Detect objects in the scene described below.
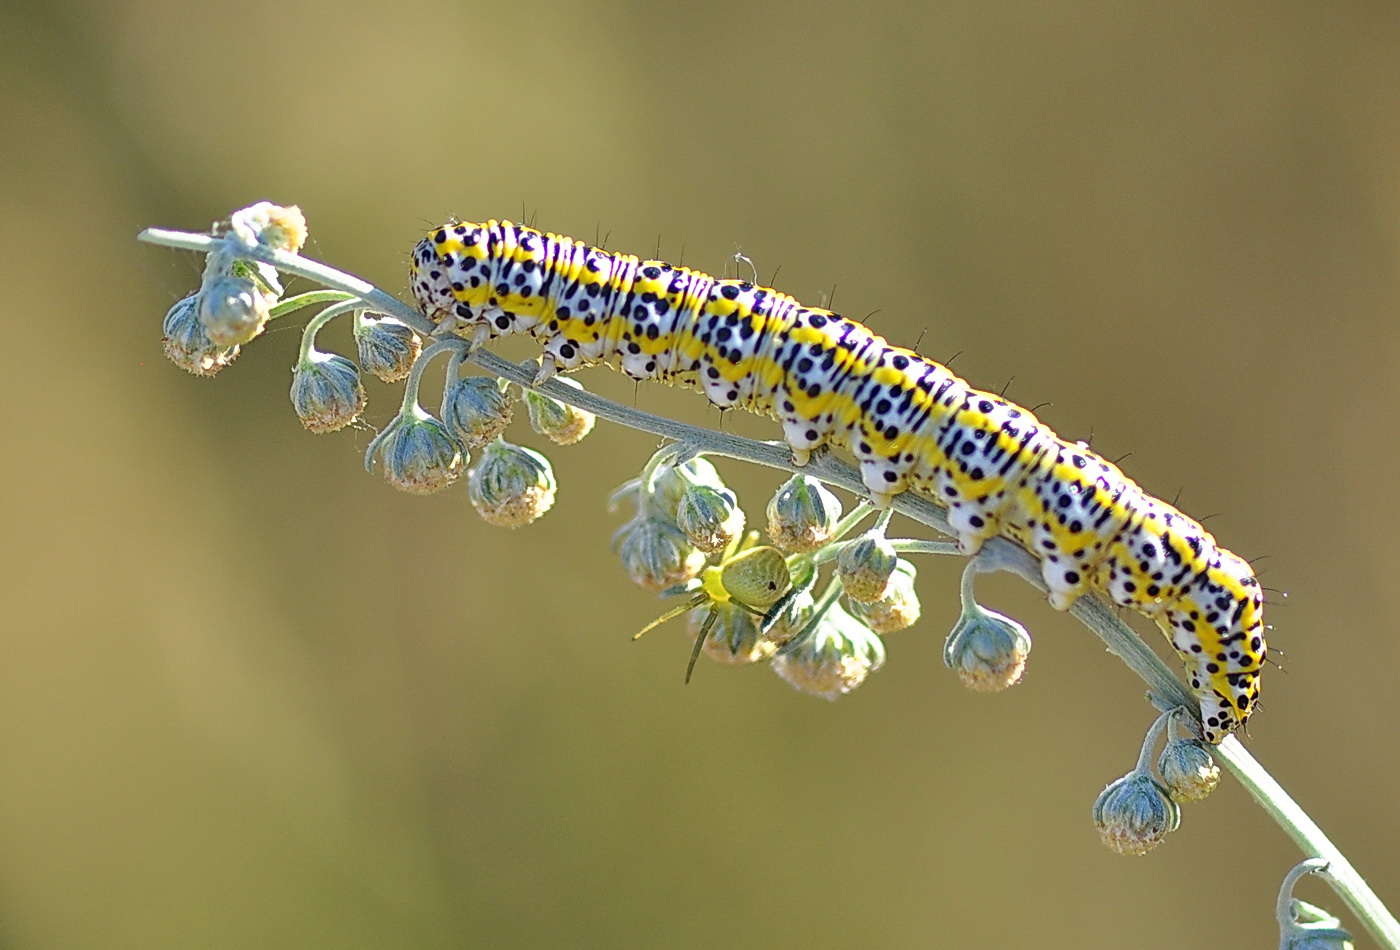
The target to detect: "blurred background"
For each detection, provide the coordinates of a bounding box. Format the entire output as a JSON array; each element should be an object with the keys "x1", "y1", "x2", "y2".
[{"x1": 1, "y1": 1, "x2": 1397, "y2": 947}]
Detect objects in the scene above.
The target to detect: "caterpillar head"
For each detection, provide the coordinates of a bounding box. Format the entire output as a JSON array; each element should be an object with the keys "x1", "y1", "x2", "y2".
[{"x1": 409, "y1": 223, "x2": 495, "y2": 332}]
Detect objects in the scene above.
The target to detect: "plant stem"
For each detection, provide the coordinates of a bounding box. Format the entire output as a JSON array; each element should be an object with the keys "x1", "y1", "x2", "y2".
[{"x1": 136, "y1": 225, "x2": 1400, "y2": 950}]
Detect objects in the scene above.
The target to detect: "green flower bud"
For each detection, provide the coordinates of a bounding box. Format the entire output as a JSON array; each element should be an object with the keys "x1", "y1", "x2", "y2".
[
  {"x1": 162, "y1": 293, "x2": 239, "y2": 376},
  {"x1": 227, "y1": 201, "x2": 307, "y2": 253},
  {"x1": 694, "y1": 601, "x2": 776, "y2": 666},
  {"x1": 468, "y1": 440, "x2": 557, "y2": 527},
  {"x1": 612, "y1": 513, "x2": 706, "y2": 593},
  {"x1": 525, "y1": 378, "x2": 596, "y2": 445},
  {"x1": 290, "y1": 349, "x2": 366, "y2": 433},
  {"x1": 675, "y1": 484, "x2": 746, "y2": 554},
  {"x1": 1091, "y1": 772, "x2": 1180, "y2": 855},
  {"x1": 367, "y1": 405, "x2": 465, "y2": 495},
  {"x1": 653, "y1": 458, "x2": 727, "y2": 514},
  {"x1": 772, "y1": 602, "x2": 886, "y2": 699},
  {"x1": 766, "y1": 474, "x2": 842, "y2": 553},
  {"x1": 836, "y1": 532, "x2": 899, "y2": 603},
  {"x1": 608, "y1": 457, "x2": 728, "y2": 519},
  {"x1": 354, "y1": 315, "x2": 422, "y2": 383},
  {"x1": 846, "y1": 559, "x2": 920, "y2": 634},
  {"x1": 943, "y1": 600, "x2": 1031, "y2": 692},
  {"x1": 1157, "y1": 737, "x2": 1220, "y2": 803},
  {"x1": 442, "y1": 375, "x2": 514, "y2": 449},
  {"x1": 198, "y1": 274, "x2": 272, "y2": 346}
]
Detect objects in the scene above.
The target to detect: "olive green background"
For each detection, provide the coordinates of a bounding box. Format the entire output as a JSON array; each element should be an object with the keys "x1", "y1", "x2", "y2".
[{"x1": 2, "y1": 2, "x2": 1397, "y2": 947}]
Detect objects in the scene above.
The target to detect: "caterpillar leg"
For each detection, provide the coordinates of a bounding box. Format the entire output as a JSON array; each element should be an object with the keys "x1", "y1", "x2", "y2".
[
  {"x1": 533, "y1": 355, "x2": 558, "y2": 386},
  {"x1": 790, "y1": 447, "x2": 811, "y2": 467}
]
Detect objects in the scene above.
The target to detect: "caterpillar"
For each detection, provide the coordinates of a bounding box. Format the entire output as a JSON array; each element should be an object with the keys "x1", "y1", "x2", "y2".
[{"x1": 409, "y1": 219, "x2": 1265, "y2": 743}]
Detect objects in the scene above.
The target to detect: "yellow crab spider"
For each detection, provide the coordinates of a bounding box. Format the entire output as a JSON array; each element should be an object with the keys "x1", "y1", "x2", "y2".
[{"x1": 634, "y1": 531, "x2": 792, "y2": 682}]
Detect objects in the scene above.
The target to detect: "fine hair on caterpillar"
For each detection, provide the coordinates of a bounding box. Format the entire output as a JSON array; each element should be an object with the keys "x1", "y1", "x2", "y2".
[{"x1": 410, "y1": 219, "x2": 1266, "y2": 743}]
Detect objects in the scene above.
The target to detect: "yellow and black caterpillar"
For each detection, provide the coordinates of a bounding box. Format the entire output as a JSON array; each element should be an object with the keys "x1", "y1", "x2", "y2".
[{"x1": 410, "y1": 219, "x2": 1265, "y2": 742}]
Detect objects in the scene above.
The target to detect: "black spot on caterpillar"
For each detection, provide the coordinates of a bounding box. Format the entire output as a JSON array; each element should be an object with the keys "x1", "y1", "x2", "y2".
[{"x1": 410, "y1": 219, "x2": 1265, "y2": 742}]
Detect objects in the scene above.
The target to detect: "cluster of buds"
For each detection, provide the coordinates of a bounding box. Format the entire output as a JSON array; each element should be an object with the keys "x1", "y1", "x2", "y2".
[
  {"x1": 618, "y1": 465, "x2": 936, "y2": 699},
  {"x1": 610, "y1": 457, "x2": 726, "y2": 592},
  {"x1": 161, "y1": 202, "x2": 307, "y2": 376},
  {"x1": 158, "y1": 201, "x2": 598, "y2": 531},
  {"x1": 1092, "y1": 710, "x2": 1222, "y2": 855}
]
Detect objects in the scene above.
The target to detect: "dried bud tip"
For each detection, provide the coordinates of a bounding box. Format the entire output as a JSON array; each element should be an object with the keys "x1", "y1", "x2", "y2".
[{"x1": 227, "y1": 202, "x2": 308, "y2": 253}]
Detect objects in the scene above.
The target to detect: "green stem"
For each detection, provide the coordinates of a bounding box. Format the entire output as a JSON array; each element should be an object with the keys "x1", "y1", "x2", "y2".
[
  {"x1": 270, "y1": 290, "x2": 357, "y2": 319},
  {"x1": 296, "y1": 300, "x2": 362, "y2": 364},
  {"x1": 395, "y1": 338, "x2": 467, "y2": 415},
  {"x1": 891, "y1": 539, "x2": 963, "y2": 559},
  {"x1": 828, "y1": 501, "x2": 875, "y2": 543},
  {"x1": 1278, "y1": 859, "x2": 1333, "y2": 931},
  {"x1": 136, "y1": 225, "x2": 1400, "y2": 950},
  {"x1": 1133, "y1": 712, "x2": 1171, "y2": 776}
]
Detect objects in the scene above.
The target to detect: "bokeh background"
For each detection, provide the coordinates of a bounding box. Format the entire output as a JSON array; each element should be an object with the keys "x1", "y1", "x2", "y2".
[{"x1": 2, "y1": 1, "x2": 1397, "y2": 947}]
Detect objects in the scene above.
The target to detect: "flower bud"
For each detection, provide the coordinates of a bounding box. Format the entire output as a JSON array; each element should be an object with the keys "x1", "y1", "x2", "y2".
[
  {"x1": 227, "y1": 202, "x2": 308, "y2": 252},
  {"x1": 836, "y1": 532, "x2": 899, "y2": 603},
  {"x1": 764, "y1": 589, "x2": 815, "y2": 647},
  {"x1": 612, "y1": 513, "x2": 706, "y2": 593},
  {"x1": 1091, "y1": 772, "x2": 1180, "y2": 855},
  {"x1": 467, "y1": 440, "x2": 557, "y2": 527},
  {"x1": 525, "y1": 378, "x2": 596, "y2": 445},
  {"x1": 442, "y1": 375, "x2": 514, "y2": 449},
  {"x1": 772, "y1": 602, "x2": 886, "y2": 698},
  {"x1": 162, "y1": 293, "x2": 239, "y2": 376},
  {"x1": 355, "y1": 315, "x2": 422, "y2": 383},
  {"x1": 943, "y1": 601, "x2": 1031, "y2": 692},
  {"x1": 652, "y1": 458, "x2": 727, "y2": 515},
  {"x1": 846, "y1": 559, "x2": 920, "y2": 634},
  {"x1": 368, "y1": 406, "x2": 465, "y2": 495},
  {"x1": 1156, "y1": 737, "x2": 1220, "y2": 803},
  {"x1": 694, "y1": 602, "x2": 776, "y2": 666},
  {"x1": 1281, "y1": 901, "x2": 1354, "y2": 950},
  {"x1": 675, "y1": 484, "x2": 745, "y2": 554},
  {"x1": 199, "y1": 274, "x2": 272, "y2": 346},
  {"x1": 766, "y1": 474, "x2": 842, "y2": 553},
  {"x1": 290, "y1": 349, "x2": 366, "y2": 433}
]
